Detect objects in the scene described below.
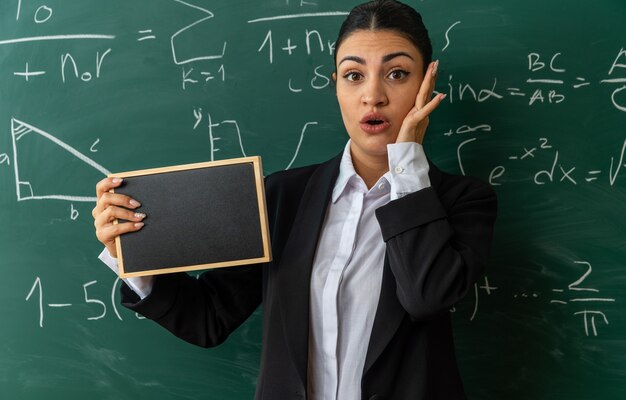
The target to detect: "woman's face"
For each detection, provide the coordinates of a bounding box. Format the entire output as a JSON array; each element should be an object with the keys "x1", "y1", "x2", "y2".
[{"x1": 334, "y1": 30, "x2": 425, "y2": 163}]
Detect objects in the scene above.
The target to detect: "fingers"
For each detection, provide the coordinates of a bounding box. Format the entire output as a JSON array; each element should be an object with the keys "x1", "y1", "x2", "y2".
[
  {"x1": 100, "y1": 191, "x2": 141, "y2": 210},
  {"x1": 412, "y1": 91, "x2": 446, "y2": 122},
  {"x1": 92, "y1": 176, "x2": 146, "y2": 250},
  {"x1": 410, "y1": 59, "x2": 446, "y2": 123},
  {"x1": 403, "y1": 89, "x2": 445, "y2": 128},
  {"x1": 92, "y1": 188, "x2": 141, "y2": 219},
  {"x1": 94, "y1": 204, "x2": 146, "y2": 230},
  {"x1": 96, "y1": 220, "x2": 145, "y2": 247},
  {"x1": 94, "y1": 200, "x2": 146, "y2": 245},
  {"x1": 415, "y1": 60, "x2": 439, "y2": 110},
  {"x1": 96, "y1": 177, "x2": 123, "y2": 199},
  {"x1": 396, "y1": 61, "x2": 446, "y2": 144},
  {"x1": 94, "y1": 200, "x2": 146, "y2": 250},
  {"x1": 400, "y1": 92, "x2": 445, "y2": 144}
]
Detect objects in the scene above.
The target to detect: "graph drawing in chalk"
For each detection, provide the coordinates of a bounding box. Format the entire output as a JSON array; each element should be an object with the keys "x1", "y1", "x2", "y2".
[{"x1": 10, "y1": 118, "x2": 110, "y2": 202}]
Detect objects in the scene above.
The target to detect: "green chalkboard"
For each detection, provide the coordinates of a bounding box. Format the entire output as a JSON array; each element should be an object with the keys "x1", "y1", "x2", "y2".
[{"x1": 1, "y1": 0, "x2": 625, "y2": 399}]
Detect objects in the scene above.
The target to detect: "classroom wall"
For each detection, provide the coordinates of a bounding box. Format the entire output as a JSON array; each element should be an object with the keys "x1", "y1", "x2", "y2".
[{"x1": 1, "y1": 0, "x2": 625, "y2": 399}]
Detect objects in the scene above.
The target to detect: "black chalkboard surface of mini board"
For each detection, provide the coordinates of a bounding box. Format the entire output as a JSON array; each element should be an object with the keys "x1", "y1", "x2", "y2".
[{"x1": 111, "y1": 157, "x2": 270, "y2": 278}]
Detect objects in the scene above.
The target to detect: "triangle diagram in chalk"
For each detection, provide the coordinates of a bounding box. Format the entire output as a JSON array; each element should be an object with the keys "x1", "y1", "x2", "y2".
[{"x1": 10, "y1": 118, "x2": 111, "y2": 202}]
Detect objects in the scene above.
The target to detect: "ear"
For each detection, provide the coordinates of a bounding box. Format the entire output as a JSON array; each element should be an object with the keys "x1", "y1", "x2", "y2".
[{"x1": 331, "y1": 72, "x2": 337, "y2": 82}]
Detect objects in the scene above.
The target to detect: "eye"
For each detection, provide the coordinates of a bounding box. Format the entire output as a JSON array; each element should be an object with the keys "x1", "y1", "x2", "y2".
[
  {"x1": 388, "y1": 69, "x2": 409, "y2": 80},
  {"x1": 343, "y1": 71, "x2": 363, "y2": 82}
]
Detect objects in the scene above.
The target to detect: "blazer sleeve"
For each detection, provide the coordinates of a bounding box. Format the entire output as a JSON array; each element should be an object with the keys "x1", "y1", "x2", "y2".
[
  {"x1": 121, "y1": 264, "x2": 262, "y2": 348},
  {"x1": 115, "y1": 163, "x2": 318, "y2": 349},
  {"x1": 375, "y1": 177, "x2": 497, "y2": 321}
]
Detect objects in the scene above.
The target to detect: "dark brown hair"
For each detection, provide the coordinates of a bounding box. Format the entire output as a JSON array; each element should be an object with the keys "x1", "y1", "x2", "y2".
[{"x1": 335, "y1": 0, "x2": 432, "y2": 73}]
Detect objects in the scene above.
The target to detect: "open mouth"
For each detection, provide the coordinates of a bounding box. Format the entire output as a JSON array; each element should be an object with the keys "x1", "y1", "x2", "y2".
[
  {"x1": 359, "y1": 112, "x2": 390, "y2": 133},
  {"x1": 360, "y1": 112, "x2": 388, "y2": 125},
  {"x1": 360, "y1": 113, "x2": 390, "y2": 133}
]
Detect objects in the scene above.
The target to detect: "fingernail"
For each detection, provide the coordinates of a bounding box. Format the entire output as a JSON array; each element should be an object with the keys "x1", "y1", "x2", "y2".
[
  {"x1": 129, "y1": 199, "x2": 141, "y2": 207},
  {"x1": 440, "y1": 93, "x2": 447, "y2": 100},
  {"x1": 112, "y1": 178, "x2": 123, "y2": 184},
  {"x1": 134, "y1": 222, "x2": 144, "y2": 229},
  {"x1": 432, "y1": 60, "x2": 439, "y2": 77},
  {"x1": 134, "y1": 213, "x2": 146, "y2": 220}
]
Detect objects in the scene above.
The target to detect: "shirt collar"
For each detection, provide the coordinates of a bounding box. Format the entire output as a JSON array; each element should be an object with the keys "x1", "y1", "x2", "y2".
[{"x1": 332, "y1": 140, "x2": 392, "y2": 203}]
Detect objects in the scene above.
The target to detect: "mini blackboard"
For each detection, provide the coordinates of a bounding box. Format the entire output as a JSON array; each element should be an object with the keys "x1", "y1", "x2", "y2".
[{"x1": 110, "y1": 157, "x2": 271, "y2": 278}]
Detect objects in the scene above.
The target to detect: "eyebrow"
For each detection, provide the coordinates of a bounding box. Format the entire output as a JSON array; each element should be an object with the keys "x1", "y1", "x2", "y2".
[{"x1": 338, "y1": 51, "x2": 415, "y2": 66}]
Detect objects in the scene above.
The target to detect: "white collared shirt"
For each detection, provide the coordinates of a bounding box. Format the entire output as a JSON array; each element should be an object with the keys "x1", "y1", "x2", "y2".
[
  {"x1": 99, "y1": 140, "x2": 431, "y2": 398},
  {"x1": 307, "y1": 140, "x2": 430, "y2": 400}
]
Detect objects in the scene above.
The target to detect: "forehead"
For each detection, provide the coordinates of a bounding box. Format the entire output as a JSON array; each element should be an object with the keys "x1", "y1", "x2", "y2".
[{"x1": 336, "y1": 30, "x2": 422, "y2": 63}]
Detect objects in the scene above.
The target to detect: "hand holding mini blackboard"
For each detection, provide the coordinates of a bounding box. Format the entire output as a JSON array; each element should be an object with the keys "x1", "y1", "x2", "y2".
[
  {"x1": 109, "y1": 156, "x2": 271, "y2": 278},
  {"x1": 93, "y1": 175, "x2": 146, "y2": 259}
]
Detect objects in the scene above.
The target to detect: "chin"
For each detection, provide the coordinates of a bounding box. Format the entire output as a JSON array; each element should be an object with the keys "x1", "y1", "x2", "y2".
[{"x1": 350, "y1": 135, "x2": 394, "y2": 159}]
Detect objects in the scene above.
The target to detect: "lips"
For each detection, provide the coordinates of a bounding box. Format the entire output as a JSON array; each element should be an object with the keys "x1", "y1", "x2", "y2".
[{"x1": 359, "y1": 112, "x2": 390, "y2": 134}]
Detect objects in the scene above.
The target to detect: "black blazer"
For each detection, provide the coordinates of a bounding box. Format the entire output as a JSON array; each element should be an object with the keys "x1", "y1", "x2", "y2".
[{"x1": 122, "y1": 153, "x2": 498, "y2": 400}]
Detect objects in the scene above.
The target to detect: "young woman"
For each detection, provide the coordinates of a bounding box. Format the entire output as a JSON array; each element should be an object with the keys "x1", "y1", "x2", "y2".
[{"x1": 93, "y1": 1, "x2": 497, "y2": 399}]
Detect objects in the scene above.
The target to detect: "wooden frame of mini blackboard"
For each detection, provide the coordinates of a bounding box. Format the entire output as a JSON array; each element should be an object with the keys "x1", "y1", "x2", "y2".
[{"x1": 110, "y1": 156, "x2": 271, "y2": 278}]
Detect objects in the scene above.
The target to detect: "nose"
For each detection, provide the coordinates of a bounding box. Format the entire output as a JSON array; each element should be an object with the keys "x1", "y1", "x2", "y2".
[{"x1": 361, "y1": 76, "x2": 388, "y2": 107}]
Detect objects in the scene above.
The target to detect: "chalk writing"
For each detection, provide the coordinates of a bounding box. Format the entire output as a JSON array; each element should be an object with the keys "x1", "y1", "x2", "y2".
[
  {"x1": 34, "y1": 5, "x2": 52, "y2": 24},
  {"x1": 205, "y1": 114, "x2": 248, "y2": 160},
  {"x1": 430, "y1": 48, "x2": 626, "y2": 112},
  {"x1": 247, "y1": 11, "x2": 349, "y2": 24},
  {"x1": 89, "y1": 139, "x2": 100, "y2": 153},
  {"x1": 288, "y1": 65, "x2": 333, "y2": 92},
  {"x1": 70, "y1": 203, "x2": 79, "y2": 220},
  {"x1": 170, "y1": 0, "x2": 226, "y2": 65},
  {"x1": 25, "y1": 277, "x2": 43, "y2": 327},
  {"x1": 456, "y1": 259, "x2": 617, "y2": 337},
  {"x1": 16, "y1": 0, "x2": 53, "y2": 23},
  {"x1": 551, "y1": 261, "x2": 616, "y2": 337},
  {"x1": 444, "y1": 76, "x2": 504, "y2": 103},
  {"x1": 469, "y1": 276, "x2": 498, "y2": 321},
  {"x1": 181, "y1": 64, "x2": 226, "y2": 89},
  {"x1": 61, "y1": 48, "x2": 112, "y2": 83},
  {"x1": 285, "y1": 121, "x2": 319, "y2": 169},
  {"x1": 602, "y1": 48, "x2": 626, "y2": 112},
  {"x1": 257, "y1": 28, "x2": 335, "y2": 65},
  {"x1": 0, "y1": 34, "x2": 115, "y2": 46},
  {"x1": 442, "y1": 20, "x2": 461, "y2": 52},
  {"x1": 455, "y1": 134, "x2": 626, "y2": 187},
  {"x1": 26, "y1": 277, "x2": 144, "y2": 327},
  {"x1": 250, "y1": 14, "x2": 346, "y2": 93},
  {"x1": 13, "y1": 62, "x2": 45, "y2": 81},
  {"x1": 83, "y1": 281, "x2": 106, "y2": 321},
  {"x1": 137, "y1": 29, "x2": 155, "y2": 42},
  {"x1": 443, "y1": 124, "x2": 492, "y2": 137},
  {"x1": 10, "y1": 118, "x2": 110, "y2": 202},
  {"x1": 192, "y1": 109, "x2": 319, "y2": 169}
]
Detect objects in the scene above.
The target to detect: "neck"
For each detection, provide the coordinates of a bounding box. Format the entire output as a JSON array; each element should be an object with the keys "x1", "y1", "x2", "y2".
[{"x1": 350, "y1": 149, "x2": 388, "y2": 189}]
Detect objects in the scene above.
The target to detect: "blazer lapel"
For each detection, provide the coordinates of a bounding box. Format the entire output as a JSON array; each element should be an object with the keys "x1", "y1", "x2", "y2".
[
  {"x1": 363, "y1": 257, "x2": 404, "y2": 375},
  {"x1": 363, "y1": 160, "x2": 444, "y2": 375},
  {"x1": 276, "y1": 154, "x2": 341, "y2": 386}
]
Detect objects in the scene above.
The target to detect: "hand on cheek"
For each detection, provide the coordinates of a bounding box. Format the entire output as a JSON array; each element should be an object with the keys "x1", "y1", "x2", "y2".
[{"x1": 396, "y1": 60, "x2": 446, "y2": 145}]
